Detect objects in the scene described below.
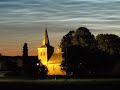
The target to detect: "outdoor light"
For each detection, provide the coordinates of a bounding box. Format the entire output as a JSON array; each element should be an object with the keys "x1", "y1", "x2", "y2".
[{"x1": 36, "y1": 63, "x2": 39, "y2": 66}]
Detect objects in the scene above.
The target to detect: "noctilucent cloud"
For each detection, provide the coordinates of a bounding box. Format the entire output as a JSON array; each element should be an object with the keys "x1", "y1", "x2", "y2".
[{"x1": 0, "y1": 0, "x2": 120, "y2": 56}]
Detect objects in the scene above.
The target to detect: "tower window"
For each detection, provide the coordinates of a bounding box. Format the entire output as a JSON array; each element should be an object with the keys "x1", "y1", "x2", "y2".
[
  {"x1": 41, "y1": 52, "x2": 42, "y2": 56},
  {"x1": 44, "y1": 52, "x2": 45, "y2": 56}
]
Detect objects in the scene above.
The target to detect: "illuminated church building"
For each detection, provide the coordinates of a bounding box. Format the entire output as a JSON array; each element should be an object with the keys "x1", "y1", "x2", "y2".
[{"x1": 38, "y1": 29, "x2": 66, "y2": 75}]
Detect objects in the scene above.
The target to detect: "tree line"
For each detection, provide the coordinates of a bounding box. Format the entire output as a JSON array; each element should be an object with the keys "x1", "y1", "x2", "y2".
[{"x1": 60, "y1": 27, "x2": 120, "y2": 77}]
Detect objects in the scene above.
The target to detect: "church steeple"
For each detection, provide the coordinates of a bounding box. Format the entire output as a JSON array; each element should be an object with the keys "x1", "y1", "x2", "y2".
[
  {"x1": 38, "y1": 27, "x2": 54, "y2": 64},
  {"x1": 42, "y1": 28, "x2": 50, "y2": 45}
]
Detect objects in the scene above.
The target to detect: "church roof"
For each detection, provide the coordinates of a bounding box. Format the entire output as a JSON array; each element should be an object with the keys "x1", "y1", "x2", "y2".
[
  {"x1": 42, "y1": 29, "x2": 50, "y2": 45},
  {"x1": 48, "y1": 53, "x2": 63, "y2": 64}
]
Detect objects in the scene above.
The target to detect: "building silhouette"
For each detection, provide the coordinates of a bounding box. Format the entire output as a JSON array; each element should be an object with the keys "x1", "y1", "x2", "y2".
[{"x1": 38, "y1": 28, "x2": 66, "y2": 75}]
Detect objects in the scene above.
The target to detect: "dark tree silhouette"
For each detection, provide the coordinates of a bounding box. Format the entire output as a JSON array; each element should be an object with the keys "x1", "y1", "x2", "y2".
[
  {"x1": 72, "y1": 27, "x2": 96, "y2": 49},
  {"x1": 96, "y1": 34, "x2": 120, "y2": 55},
  {"x1": 22, "y1": 42, "x2": 29, "y2": 77},
  {"x1": 61, "y1": 27, "x2": 97, "y2": 76},
  {"x1": 23, "y1": 43, "x2": 28, "y2": 58},
  {"x1": 60, "y1": 30, "x2": 74, "y2": 51},
  {"x1": 22, "y1": 43, "x2": 48, "y2": 78},
  {"x1": 37, "y1": 62, "x2": 48, "y2": 79},
  {"x1": 96, "y1": 34, "x2": 120, "y2": 75},
  {"x1": 61, "y1": 27, "x2": 120, "y2": 77},
  {"x1": 60, "y1": 31, "x2": 74, "y2": 75}
]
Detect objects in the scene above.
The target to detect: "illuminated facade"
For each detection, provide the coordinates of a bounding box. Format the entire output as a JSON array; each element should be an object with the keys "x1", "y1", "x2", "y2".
[{"x1": 38, "y1": 29, "x2": 66, "y2": 75}]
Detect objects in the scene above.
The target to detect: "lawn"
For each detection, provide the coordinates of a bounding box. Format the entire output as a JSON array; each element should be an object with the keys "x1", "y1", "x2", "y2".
[{"x1": 0, "y1": 78, "x2": 120, "y2": 89}]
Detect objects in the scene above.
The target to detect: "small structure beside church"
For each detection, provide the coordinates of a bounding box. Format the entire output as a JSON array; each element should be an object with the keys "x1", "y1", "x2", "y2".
[{"x1": 38, "y1": 29, "x2": 66, "y2": 75}]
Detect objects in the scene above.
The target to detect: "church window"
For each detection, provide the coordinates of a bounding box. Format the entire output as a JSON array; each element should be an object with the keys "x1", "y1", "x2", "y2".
[
  {"x1": 41, "y1": 52, "x2": 42, "y2": 56},
  {"x1": 44, "y1": 52, "x2": 45, "y2": 55}
]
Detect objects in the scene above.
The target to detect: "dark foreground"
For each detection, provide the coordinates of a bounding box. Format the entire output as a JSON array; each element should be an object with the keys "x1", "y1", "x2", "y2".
[{"x1": 0, "y1": 79, "x2": 120, "y2": 89}]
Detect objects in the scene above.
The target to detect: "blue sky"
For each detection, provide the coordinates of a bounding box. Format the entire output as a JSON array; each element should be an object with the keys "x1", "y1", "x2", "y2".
[{"x1": 0, "y1": 0, "x2": 120, "y2": 56}]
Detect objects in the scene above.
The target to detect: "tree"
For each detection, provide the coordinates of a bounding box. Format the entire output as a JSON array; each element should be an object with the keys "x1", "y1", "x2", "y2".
[
  {"x1": 26, "y1": 58, "x2": 48, "y2": 79},
  {"x1": 60, "y1": 30, "x2": 74, "y2": 51},
  {"x1": 72, "y1": 27, "x2": 96, "y2": 49},
  {"x1": 96, "y1": 34, "x2": 120, "y2": 74},
  {"x1": 60, "y1": 31, "x2": 75, "y2": 75},
  {"x1": 61, "y1": 45, "x2": 90, "y2": 76},
  {"x1": 61, "y1": 27, "x2": 97, "y2": 76},
  {"x1": 23, "y1": 43, "x2": 28, "y2": 58},
  {"x1": 22, "y1": 43, "x2": 48, "y2": 78},
  {"x1": 38, "y1": 63, "x2": 48, "y2": 79},
  {"x1": 96, "y1": 34, "x2": 120, "y2": 55},
  {"x1": 22, "y1": 42, "x2": 29, "y2": 76}
]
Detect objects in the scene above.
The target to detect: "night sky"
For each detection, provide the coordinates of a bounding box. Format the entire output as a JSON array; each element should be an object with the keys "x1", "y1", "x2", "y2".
[{"x1": 0, "y1": 0, "x2": 120, "y2": 56}]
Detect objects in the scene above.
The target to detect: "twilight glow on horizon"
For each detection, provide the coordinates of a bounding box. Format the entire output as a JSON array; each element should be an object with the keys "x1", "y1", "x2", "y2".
[{"x1": 0, "y1": 0, "x2": 120, "y2": 56}]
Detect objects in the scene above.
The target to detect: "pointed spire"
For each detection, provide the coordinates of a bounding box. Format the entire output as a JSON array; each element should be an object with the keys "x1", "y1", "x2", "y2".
[{"x1": 42, "y1": 27, "x2": 50, "y2": 45}]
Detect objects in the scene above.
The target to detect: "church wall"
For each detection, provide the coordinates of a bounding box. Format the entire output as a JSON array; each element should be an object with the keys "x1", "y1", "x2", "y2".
[
  {"x1": 38, "y1": 47, "x2": 48, "y2": 65},
  {"x1": 47, "y1": 63, "x2": 66, "y2": 75}
]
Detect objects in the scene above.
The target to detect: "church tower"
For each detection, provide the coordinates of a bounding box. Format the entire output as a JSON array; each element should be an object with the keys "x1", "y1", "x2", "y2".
[
  {"x1": 42, "y1": 29, "x2": 50, "y2": 46},
  {"x1": 38, "y1": 28, "x2": 54, "y2": 65}
]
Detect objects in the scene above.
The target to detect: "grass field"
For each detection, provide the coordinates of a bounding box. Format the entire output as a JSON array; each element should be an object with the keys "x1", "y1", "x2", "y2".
[{"x1": 0, "y1": 78, "x2": 120, "y2": 89}]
